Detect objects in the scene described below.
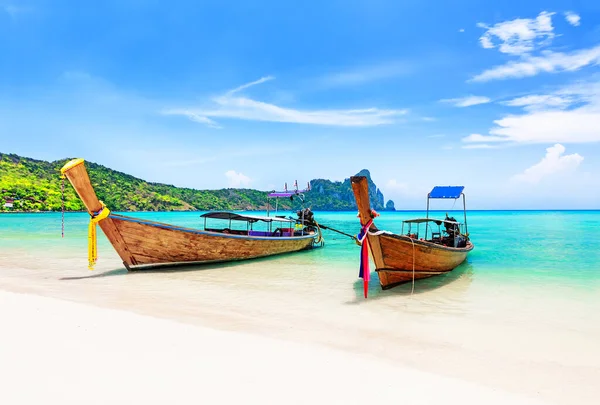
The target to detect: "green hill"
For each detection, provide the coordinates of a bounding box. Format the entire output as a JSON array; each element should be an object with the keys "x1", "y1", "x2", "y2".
[{"x1": 0, "y1": 153, "x2": 395, "y2": 212}]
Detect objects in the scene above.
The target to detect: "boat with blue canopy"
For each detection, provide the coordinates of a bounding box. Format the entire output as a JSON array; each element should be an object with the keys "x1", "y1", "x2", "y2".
[{"x1": 351, "y1": 176, "x2": 474, "y2": 294}]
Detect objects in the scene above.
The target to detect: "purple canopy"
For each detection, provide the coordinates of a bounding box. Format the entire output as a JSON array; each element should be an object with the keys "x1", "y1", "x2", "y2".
[{"x1": 268, "y1": 192, "x2": 295, "y2": 197}]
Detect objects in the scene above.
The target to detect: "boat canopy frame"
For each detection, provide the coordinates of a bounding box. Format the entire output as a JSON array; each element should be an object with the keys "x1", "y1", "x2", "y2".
[
  {"x1": 425, "y1": 186, "x2": 468, "y2": 236},
  {"x1": 200, "y1": 211, "x2": 302, "y2": 234},
  {"x1": 266, "y1": 180, "x2": 312, "y2": 228}
]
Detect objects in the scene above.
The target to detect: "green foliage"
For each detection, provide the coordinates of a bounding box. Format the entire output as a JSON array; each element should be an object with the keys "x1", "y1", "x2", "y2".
[{"x1": 0, "y1": 153, "x2": 391, "y2": 212}]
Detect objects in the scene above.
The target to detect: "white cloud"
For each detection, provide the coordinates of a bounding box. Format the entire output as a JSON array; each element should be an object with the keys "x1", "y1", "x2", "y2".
[
  {"x1": 564, "y1": 12, "x2": 581, "y2": 27},
  {"x1": 489, "y1": 109, "x2": 600, "y2": 143},
  {"x1": 465, "y1": 81, "x2": 600, "y2": 145},
  {"x1": 163, "y1": 77, "x2": 407, "y2": 127},
  {"x1": 439, "y1": 95, "x2": 491, "y2": 107},
  {"x1": 225, "y1": 170, "x2": 252, "y2": 188},
  {"x1": 462, "y1": 109, "x2": 600, "y2": 144},
  {"x1": 477, "y1": 11, "x2": 555, "y2": 55},
  {"x1": 459, "y1": 28, "x2": 465, "y2": 33},
  {"x1": 502, "y1": 94, "x2": 574, "y2": 111},
  {"x1": 471, "y1": 45, "x2": 600, "y2": 82},
  {"x1": 512, "y1": 144, "x2": 583, "y2": 183}
]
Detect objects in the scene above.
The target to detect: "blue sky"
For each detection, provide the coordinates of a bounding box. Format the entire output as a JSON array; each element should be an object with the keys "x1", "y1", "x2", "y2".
[{"x1": 2, "y1": 1, "x2": 600, "y2": 209}]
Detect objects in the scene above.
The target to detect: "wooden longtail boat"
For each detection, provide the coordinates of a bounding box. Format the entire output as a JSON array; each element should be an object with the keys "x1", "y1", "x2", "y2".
[
  {"x1": 350, "y1": 175, "x2": 474, "y2": 291},
  {"x1": 60, "y1": 158, "x2": 323, "y2": 271}
]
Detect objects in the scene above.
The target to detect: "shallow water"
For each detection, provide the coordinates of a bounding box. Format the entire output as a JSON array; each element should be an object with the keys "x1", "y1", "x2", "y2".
[{"x1": 1, "y1": 210, "x2": 600, "y2": 404}]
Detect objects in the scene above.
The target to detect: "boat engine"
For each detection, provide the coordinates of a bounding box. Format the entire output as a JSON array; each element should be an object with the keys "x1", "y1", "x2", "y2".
[
  {"x1": 444, "y1": 213, "x2": 459, "y2": 238},
  {"x1": 297, "y1": 208, "x2": 315, "y2": 224},
  {"x1": 444, "y1": 213, "x2": 467, "y2": 247}
]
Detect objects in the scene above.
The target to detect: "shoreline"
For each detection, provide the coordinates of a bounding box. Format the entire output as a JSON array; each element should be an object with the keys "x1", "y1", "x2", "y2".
[{"x1": 0, "y1": 289, "x2": 549, "y2": 405}]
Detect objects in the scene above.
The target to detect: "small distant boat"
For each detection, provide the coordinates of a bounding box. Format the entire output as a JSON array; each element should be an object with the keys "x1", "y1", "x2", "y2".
[
  {"x1": 350, "y1": 175, "x2": 474, "y2": 292},
  {"x1": 60, "y1": 158, "x2": 323, "y2": 271}
]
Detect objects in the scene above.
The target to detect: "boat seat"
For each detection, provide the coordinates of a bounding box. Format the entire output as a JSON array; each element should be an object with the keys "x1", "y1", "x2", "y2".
[{"x1": 431, "y1": 231, "x2": 441, "y2": 241}]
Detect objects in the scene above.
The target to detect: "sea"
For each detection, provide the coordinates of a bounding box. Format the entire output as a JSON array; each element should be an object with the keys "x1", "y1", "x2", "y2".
[{"x1": 1, "y1": 210, "x2": 600, "y2": 404}]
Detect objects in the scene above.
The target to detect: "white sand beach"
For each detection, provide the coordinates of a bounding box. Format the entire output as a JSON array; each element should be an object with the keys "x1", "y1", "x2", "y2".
[
  {"x1": 1, "y1": 244, "x2": 600, "y2": 405},
  {"x1": 0, "y1": 290, "x2": 553, "y2": 405}
]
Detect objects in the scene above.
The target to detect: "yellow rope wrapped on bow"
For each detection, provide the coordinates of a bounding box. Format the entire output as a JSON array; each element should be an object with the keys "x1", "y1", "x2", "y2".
[{"x1": 88, "y1": 202, "x2": 110, "y2": 270}]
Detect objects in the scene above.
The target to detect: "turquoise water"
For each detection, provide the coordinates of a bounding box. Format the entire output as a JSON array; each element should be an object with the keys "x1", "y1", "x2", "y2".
[{"x1": 2, "y1": 209, "x2": 599, "y2": 289}]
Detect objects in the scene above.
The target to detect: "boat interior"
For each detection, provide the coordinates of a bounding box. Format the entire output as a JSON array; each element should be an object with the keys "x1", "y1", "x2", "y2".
[
  {"x1": 401, "y1": 185, "x2": 470, "y2": 248},
  {"x1": 402, "y1": 217, "x2": 468, "y2": 248},
  {"x1": 201, "y1": 211, "x2": 315, "y2": 238}
]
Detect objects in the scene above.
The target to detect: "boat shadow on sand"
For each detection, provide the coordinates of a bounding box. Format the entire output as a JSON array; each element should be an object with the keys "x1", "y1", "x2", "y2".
[
  {"x1": 59, "y1": 248, "x2": 317, "y2": 281},
  {"x1": 347, "y1": 261, "x2": 474, "y2": 304}
]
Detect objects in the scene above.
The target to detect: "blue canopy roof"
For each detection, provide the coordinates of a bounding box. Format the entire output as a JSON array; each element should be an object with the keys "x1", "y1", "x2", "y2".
[{"x1": 429, "y1": 186, "x2": 464, "y2": 199}]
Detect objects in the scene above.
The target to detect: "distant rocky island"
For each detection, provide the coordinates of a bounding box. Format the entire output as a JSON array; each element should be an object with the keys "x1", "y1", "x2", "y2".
[{"x1": 0, "y1": 152, "x2": 395, "y2": 212}]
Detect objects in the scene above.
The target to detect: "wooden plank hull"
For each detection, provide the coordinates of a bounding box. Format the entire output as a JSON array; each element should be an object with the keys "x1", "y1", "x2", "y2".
[
  {"x1": 109, "y1": 214, "x2": 319, "y2": 269},
  {"x1": 369, "y1": 233, "x2": 473, "y2": 289}
]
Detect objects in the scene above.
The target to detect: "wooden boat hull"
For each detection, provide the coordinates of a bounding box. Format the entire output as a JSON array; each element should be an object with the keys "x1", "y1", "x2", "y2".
[
  {"x1": 109, "y1": 214, "x2": 318, "y2": 270},
  {"x1": 369, "y1": 233, "x2": 473, "y2": 289},
  {"x1": 60, "y1": 158, "x2": 321, "y2": 271},
  {"x1": 350, "y1": 175, "x2": 473, "y2": 290}
]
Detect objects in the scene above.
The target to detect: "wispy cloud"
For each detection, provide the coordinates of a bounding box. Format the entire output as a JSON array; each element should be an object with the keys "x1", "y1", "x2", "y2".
[
  {"x1": 564, "y1": 11, "x2": 581, "y2": 27},
  {"x1": 471, "y1": 45, "x2": 600, "y2": 82},
  {"x1": 316, "y1": 61, "x2": 412, "y2": 87},
  {"x1": 477, "y1": 11, "x2": 555, "y2": 55},
  {"x1": 180, "y1": 113, "x2": 222, "y2": 129},
  {"x1": 463, "y1": 134, "x2": 507, "y2": 143},
  {"x1": 163, "y1": 77, "x2": 407, "y2": 128},
  {"x1": 512, "y1": 144, "x2": 583, "y2": 183},
  {"x1": 462, "y1": 81, "x2": 600, "y2": 144},
  {"x1": 226, "y1": 76, "x2": 274, "y2": 96},
  {"x1": 502, "y1": 94, "x2": 574, "y2": 111},
  {"x1": 439, "y1": 95, "x2": 491, "y2": 107}
]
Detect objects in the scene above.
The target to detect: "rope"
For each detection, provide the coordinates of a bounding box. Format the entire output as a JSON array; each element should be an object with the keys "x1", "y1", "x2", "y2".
[
  {"x1": 367, "y1": 229, "x2": 393, "y2": 236},
  {"x1": 407, "y1": 236, "x2": 416, "y2": 296},
  {"x1": 313, "y1": 221, "x2": 324, "y2": 245},
  {"x1": 88, "y1": 202, "x2": 110, "y2": 270},
  {"x1": 61, "y1": 174, "x2": 65, "y2": 238}
]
